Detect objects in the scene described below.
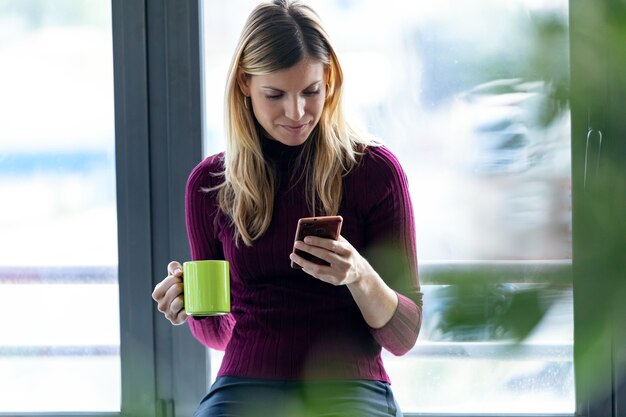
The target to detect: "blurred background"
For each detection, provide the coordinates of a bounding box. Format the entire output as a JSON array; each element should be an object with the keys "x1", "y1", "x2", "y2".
[
  {"x1": 1, "y1": 0, "x2": 624, "y2": 415},
  {"x1": 0, "y1": 0, "x2": 119, "y2": 412}
]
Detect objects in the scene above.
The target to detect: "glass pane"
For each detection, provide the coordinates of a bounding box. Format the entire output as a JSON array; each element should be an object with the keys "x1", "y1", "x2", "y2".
[
  {"x1": 0, "y1": 1, "x2": 120, "y2": 412},
  {"x1": 201, "y1": 0, "x2": 573, "y2": 414}
]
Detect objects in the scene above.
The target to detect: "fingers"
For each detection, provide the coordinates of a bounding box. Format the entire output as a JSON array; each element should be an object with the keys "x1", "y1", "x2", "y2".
[
  {"x1": 293, "y1": 242, "x2": 334, "y2": 267},
  {"x1": 154, "y1": 276, "x2": 182, "y2": 312},
  {"x1": 293, "y1": 239, "x2": 350, "y2": 265},
  {"x1": 152, "y1": 273, "x2": 181, "y2": 301},
  {"x1": 152, "y1": 261, "x2": 189, "y2": 325},
  {"x1": 290, "y1": 252, "x2": 336, "y2": 283},
  {"x1": 173, "y1": 307, "x2": 189, "y2": 325},
  {"x1": 168, "y1": 261, "x2": 183, "y2": 275},
  {"x1": 291, "y1": 236, "x2": 361, "y2": 286},
  {"x1": 291, "y1": 243, "x2": 348, "y2": 274},
  {"x1": 302, "y1": 235, "x2": 350, "y2": 255},
  {"x1": 153, "y1": 261, "x2": 183, "y2": 302},
  {"x1": 162, "y1": 280, "x2": 184, "y2": 311},
  {"x1": 157, "y1": 280, "x2": 188, "y2": 325},
  {"x1": 167, "y1": 294, "x2": 188, "y2": 325}
]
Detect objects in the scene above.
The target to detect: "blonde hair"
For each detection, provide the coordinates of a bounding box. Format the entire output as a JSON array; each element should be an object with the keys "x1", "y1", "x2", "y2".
[{"x1": 217, "y1": 0, "x2": 376, "y2": 246}]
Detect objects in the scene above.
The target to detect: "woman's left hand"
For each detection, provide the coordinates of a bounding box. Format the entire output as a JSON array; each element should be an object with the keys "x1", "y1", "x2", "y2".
[{"x1": 290, "y1": 235, "x2": 370, "y2": 286}]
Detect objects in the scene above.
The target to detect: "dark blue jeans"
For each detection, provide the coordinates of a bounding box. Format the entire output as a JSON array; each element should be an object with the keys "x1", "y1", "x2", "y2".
[{"x1": 193, "y1": 377, "x2": 403, "y2": 417}]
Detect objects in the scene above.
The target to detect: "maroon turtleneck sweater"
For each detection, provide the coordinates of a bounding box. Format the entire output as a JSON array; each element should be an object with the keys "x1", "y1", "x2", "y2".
[{"x1": 186, "y1": 138, "x2": 422, "y2": 383}]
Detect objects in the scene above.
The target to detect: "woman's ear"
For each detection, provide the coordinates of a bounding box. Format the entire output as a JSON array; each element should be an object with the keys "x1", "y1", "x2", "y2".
[
  {"x1": 237, "y1": 69, "x2": 251, "y2": 97},
  {"x1": 324, "y1": 67, "x2": 333, "y2": 98}
]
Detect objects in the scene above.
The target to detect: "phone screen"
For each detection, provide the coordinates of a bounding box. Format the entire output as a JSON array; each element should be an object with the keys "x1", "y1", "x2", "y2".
[{"x1": 291, "y1": 215, "x2": 343, "y2": 268}]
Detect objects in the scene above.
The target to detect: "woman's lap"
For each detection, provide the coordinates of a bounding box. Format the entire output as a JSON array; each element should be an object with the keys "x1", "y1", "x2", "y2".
[{"x1": 193, "y1": 377, "x2": 402, "y2": 417}]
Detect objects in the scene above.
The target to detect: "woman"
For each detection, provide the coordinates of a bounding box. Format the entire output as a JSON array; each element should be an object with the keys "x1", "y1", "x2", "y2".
[{"x1": 152, "y1": 1, "x2": 422, "y2": 415}]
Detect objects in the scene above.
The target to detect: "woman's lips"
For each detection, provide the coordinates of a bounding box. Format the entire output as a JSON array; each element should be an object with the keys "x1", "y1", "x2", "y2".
[{"x1": 281, "y1": 123, "x2": 308, "y2": 134}]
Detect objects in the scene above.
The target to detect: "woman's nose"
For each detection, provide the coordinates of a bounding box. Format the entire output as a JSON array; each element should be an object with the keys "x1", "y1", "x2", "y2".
[{"x1": 285, "y1": 96, "x2": 305, "y2": 121}]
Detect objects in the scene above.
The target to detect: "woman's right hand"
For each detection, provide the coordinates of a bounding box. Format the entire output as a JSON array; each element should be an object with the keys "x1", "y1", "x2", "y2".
[{"x1": 152, "y1": 261, "x2": 189, "y2": 325}]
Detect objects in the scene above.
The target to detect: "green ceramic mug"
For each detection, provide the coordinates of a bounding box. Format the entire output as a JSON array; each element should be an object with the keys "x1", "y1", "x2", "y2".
[{"x1": 183, "y1": 260, "x2": 230, "y2": 316}]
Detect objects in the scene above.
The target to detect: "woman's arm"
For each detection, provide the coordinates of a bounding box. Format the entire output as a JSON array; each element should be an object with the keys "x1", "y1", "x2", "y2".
[
  {"x1": 359, "y1": 146, "x2": 423, "y2": 355},
  {"x1": 289, "y1": 145, "x2": 422, "y2": 355},
  {"x1": 185, "y1": 154, "x2": 236, "y2": 351}
]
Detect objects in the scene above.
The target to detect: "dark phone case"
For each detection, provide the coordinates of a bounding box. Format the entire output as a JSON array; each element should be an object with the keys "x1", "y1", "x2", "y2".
[{"x1": 291, "y1": 215, "x2": 343, "y2": 268}]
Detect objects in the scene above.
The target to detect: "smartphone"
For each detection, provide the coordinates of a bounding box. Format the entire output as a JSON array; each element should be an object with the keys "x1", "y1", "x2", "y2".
[{"x1": 291, "y1": 215, "x2": 343, "y2": 269}]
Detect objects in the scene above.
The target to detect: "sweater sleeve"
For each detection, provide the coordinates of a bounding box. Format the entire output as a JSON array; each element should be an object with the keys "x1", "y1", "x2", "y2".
[
  {"x1": 185, "y1": 154, "x2": 235, "y2": 351},
  {"x1": 361, "y1": 146, "x2": 423, "y2": 356}
]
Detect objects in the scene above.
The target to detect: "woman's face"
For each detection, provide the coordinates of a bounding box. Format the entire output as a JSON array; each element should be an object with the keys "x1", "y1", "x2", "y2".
[{"x1": 239, "y1": 59, "x2": 327, "y2": 146}]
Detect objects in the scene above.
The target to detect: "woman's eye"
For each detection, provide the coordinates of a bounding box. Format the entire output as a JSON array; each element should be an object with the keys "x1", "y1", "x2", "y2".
[{"x1": 264, "y1": 90, "x2": 319, "y2": 100}]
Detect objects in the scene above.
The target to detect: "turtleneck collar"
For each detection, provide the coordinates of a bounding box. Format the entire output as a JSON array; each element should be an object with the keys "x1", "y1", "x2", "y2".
[{"x1": 261, "y1": 135, "x2": 308, "y2": 172}]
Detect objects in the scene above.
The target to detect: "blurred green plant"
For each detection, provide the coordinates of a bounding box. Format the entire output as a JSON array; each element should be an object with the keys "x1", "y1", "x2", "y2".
[
  {"x1": 409, "y1": 3, "x2": 625, "y2": 414},
  {"x1": 568, "y1": 0, "x2": 626, "y2": 411},
  {"x1": 435, "y1": 0, "x2": 626, "y2": 412}
]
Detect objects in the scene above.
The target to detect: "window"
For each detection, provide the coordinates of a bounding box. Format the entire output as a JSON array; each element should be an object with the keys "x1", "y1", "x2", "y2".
[
  {"x1": 8, "y1": 0, "x2": 611, "y2": 415},
  {"x1": 0, "y1": 1, "x2": 120, "y2": 412},
  {"x1": 201, "y1": 0, "x2": 573, "y2": 414}
]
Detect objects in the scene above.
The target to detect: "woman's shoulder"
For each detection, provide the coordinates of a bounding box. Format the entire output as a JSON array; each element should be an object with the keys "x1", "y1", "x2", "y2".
[
  {"x1": 188, "y1": 151, "x2": 225, "y2": 188},
  {"x1": 198, "y1": 152, "x2": 226, "y2": 172},
  {"x1": 343, "y1": 143, "x2": 409, "y2": 209},
  {"x1": 359, "y1": 144, "x2": 406, "y2": 177}
]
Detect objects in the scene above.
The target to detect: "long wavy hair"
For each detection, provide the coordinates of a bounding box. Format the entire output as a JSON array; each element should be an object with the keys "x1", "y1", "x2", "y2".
[{"x1": 216, "y1": 0, "x2": 376, "y2": 246}]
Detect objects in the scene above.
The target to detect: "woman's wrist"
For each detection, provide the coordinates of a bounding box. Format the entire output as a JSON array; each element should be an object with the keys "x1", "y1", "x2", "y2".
[
  {"x1": 346, "y1": 256, "x2": 373, "y2": 291},
  {"x1": 346, "y1": 259, "x2": 398, "y2": 328}
]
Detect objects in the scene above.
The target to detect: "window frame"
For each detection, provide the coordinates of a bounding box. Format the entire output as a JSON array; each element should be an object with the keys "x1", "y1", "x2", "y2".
[{"x1": 111, "y1": 0, "x2": 207, "y2": 416}]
